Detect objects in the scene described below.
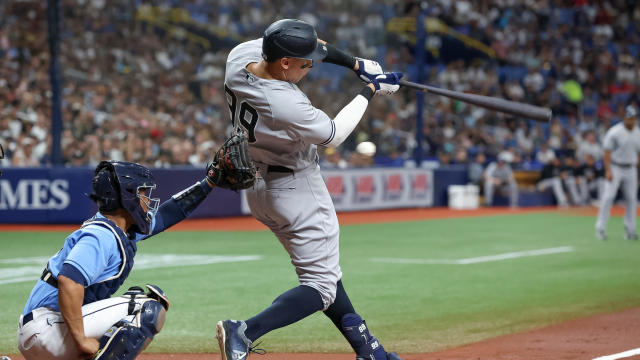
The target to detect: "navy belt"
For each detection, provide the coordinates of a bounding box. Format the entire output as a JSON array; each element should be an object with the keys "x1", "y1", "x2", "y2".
[
  {"x1": 267, "y1": 165, "x2": 293, "y2": 173},
  {"x1": 22, "y1": 311, "x2": 34, "y2": 325}
]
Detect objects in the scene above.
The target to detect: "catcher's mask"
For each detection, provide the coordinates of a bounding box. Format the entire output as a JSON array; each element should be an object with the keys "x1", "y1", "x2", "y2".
[{"x1": 89, "y1": 160, "x2": 159, "y2": 234}]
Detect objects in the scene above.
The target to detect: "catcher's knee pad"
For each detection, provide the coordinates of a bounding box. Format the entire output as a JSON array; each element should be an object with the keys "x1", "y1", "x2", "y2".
[
  {"x1": 341, "y1": 313, "x2": 389, "y2": 360},
  {"x1": 94, "y1": 300, "x2": 167, "y2": 360},
  {"x1": 136, "y1": 299, "x2": 166, "y2": 336}
]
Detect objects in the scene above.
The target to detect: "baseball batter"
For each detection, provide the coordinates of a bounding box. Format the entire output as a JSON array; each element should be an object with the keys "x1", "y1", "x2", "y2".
[
  {"x1": 18, "y1": 160, "x2": 218, "y2": 360},
  {"x1": 216, "y1": 19, "x2": 403, "y2": 360},
  {"x1": 595, "y1": 105, "x2": 640, "y2": 240}
]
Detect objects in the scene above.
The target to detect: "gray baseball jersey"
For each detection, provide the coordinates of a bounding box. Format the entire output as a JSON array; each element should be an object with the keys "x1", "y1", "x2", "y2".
[
  {"x1": 602, "y1": 122, "x2": 640, "y2": 165},
  {"x1": 225, "y1": 39, "x2": 342, "y2": 308},
  {"x1": 224, "y1": 39, "x2": 336, "y2": 171},
  {"x1": 596, "y1": 122, "x2": 640, "y2": 237}
]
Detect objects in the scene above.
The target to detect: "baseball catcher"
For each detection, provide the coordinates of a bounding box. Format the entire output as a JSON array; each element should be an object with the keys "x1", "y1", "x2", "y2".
[
  {"x1": 17, "y1": 160, "x2": 217, "y2": 360},
  {"x1": 206, "y1": 129, "x2": 257, "y2": 191}
]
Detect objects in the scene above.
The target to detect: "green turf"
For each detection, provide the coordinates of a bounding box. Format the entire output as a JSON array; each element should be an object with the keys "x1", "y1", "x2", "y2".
[{"x1": 2, "y1": 212, "x2": 640, "y2": 354}]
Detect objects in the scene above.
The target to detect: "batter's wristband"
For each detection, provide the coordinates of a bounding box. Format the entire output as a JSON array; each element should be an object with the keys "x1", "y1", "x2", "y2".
[
  {"x1": 359, "y1": 86, "x2": 374, "y2": 101},
  {"x1": 323, "y1": 43, "x2": 356, "y2": 69}
]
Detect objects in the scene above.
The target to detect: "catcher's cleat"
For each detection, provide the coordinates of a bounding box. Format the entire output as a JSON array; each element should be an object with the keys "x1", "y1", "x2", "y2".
[{"x1": 216, "y1": 320, "x2": 265, "y2": 360}]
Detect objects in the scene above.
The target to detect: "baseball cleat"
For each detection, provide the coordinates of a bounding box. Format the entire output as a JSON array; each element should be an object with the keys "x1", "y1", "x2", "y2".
[
  {"x1": 216, "y1": 320, "x2": 252, "y2": 360},
  {"x1": 595, "y1": 230, "x2": 607, "y2": 241},
  {"x1": 624, "y1": 233, "x2": 638, "y2": 241}
]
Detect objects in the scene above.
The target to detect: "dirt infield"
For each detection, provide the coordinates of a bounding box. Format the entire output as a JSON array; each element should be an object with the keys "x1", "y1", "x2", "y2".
[
  {"x1": 0, "y1": 205, "x2": 632, "y2": 233},
  {"x1": 4, "y1": 206, "x2": 639, "y2": 359},
  {"x1": 0, "y1": 206, "x2": 566, "y2": 232},
  {"x1": 143, "y1": 305, "x2": 640, "y2": 359},
  {"x1": 5, "y1": 306, "x2": 640, "y2": 359}
]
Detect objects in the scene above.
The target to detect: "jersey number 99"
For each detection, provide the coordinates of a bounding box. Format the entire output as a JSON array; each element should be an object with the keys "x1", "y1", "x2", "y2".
[{"x1": 225, "y1": 85, "x2": 258, "y2": 142}]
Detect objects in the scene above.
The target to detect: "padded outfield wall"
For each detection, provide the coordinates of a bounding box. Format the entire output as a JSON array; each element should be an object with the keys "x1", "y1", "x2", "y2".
[{"x1": 0, "y1": 166, "x2": 466, "y2": 224}]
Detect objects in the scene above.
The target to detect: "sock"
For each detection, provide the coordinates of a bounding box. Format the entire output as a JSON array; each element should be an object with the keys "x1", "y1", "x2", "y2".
[
  {"x1": 244, "y1": 285, "x2": 323, "y2": 342},
  {"x1": 323, "y1": 280, "x2": 357, "y2": 350}
]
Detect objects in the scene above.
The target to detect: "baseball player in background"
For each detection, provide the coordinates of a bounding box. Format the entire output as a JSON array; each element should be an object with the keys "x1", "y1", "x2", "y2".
[
  {"x1": 483, "y1": 152, "x2": 519, "y2": 207},
  {"x1": 18, "y1": 160, "x2": 221, "y2": 360},
  {"x1": 595, "y1": 105, "x2": 640, "y2": 240},
  {"x1": 216, "y1": 19, "x2": 403, "y2": 360}
]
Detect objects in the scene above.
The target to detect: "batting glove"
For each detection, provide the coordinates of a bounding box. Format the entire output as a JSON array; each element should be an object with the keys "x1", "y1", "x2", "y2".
[
  {"x1": 371, "y1": 72, "x2": 403, "y2": 95},
  {"x1": 354, "y1": 57, "x2": 383, "y2": 83}
]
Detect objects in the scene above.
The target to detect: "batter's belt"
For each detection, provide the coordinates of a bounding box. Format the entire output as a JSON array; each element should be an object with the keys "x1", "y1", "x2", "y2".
[{"x1": 254, "y1": 162, "x2": 294, "y2": 175}]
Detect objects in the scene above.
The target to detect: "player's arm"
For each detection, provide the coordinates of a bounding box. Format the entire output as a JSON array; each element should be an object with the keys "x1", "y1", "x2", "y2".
[
  {"x1": 324, "y1": 84, "x2": 376, "y2": 148},
  {"x1": 58, "y1": 273, "x2": 99, "y2": 358},
  {"x1": 324, "y1": 76, "x2": 402, "y2": 147},
  {"x1": 317, "y1": 39, "x2": 384, "y2": 83},
  {"x1": 57, "y1": 233, "x2": 108, "y2": 358},
  {"x1": 149, "y1": 178, "x2": 214, "y2": 236}
]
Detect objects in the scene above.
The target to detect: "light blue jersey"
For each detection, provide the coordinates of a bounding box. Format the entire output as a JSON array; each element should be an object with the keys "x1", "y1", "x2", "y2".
[{"x1": 22, "y1": 213, "x2": 155, "y2": 315}]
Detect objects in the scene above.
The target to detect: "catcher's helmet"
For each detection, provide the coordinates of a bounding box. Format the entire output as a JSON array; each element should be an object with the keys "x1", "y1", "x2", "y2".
[
  {"x1": 262, "y1": 19, "x2": 328, "y2": 62},
  {"x1": 90, "y1": 160, "x2": 159, "y2": 234}
]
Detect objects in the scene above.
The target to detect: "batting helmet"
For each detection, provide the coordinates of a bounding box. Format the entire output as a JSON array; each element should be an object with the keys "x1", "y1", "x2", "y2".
[
  {"x1": 262, "y1": 19, "x2": 328, "y2": 62},
  {"x1": 89, "y1": 160, "x2": 159, "y2": 234}
]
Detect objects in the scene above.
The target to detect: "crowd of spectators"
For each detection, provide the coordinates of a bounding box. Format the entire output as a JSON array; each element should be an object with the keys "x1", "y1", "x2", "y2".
[{"x1": 1, "y1": 0, "x2": 640, "y2": 174}]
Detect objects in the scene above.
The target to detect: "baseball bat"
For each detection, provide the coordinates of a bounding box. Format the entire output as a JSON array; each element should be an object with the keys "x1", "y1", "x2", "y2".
[{"x1": 399, "y1": 79, "x2": 552, "y2": 122}]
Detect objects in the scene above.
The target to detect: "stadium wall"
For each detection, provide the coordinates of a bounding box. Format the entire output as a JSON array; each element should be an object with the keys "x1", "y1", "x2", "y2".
[{"x1": 0, "y1": 167, "x2": 469, "y2": 224}]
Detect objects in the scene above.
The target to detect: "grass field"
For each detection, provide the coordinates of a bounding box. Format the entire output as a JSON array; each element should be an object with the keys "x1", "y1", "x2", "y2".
[{"x1": 2, "y1": 210, "x2": 640, "y2": 355}]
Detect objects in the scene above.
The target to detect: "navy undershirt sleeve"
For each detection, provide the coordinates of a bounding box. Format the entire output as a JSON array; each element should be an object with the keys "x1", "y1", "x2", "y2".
[{"x1": 59, "y1": 263, "x2": 88, "y2": 286}]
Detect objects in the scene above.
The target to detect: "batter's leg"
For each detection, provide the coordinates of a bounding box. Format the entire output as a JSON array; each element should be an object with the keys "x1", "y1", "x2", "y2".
[
  {"x1": 596, "y1": 169, "x2": 622, "y2": 236},
  {"x1": 323, "y1": 280, "x2": 402, "y2": 359},
  {"x1": 323, "y1": 280, "x2": 355, "y2": 341},
  {"x1": 243, "y1": 285, "x2": 323, "y2": 342}
]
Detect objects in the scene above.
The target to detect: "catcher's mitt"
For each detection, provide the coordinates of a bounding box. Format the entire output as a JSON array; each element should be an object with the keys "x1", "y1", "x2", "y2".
[{"x1": 207, "y1": 130, "x2": 256, "y2": 191}]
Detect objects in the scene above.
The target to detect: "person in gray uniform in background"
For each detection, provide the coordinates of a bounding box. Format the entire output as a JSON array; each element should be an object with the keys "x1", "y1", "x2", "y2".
[
  {"x1": 595, "y1": 105, "x2": 640, "y2": 240},
  {"x1": 483, "y1": 152, "x2": 519, "y2": 207},
  {"x1": 216, "y1": 19, "x2": 404, "y2": 360}
]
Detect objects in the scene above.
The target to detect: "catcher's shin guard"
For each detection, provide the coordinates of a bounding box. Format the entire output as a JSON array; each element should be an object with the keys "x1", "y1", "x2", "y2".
[
  {"x1": 93, "y1": 300, "x2": 166, "y2": 360},
  {"x1": 341, "y1": 313, "x2": 401, "y2": 360}
]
